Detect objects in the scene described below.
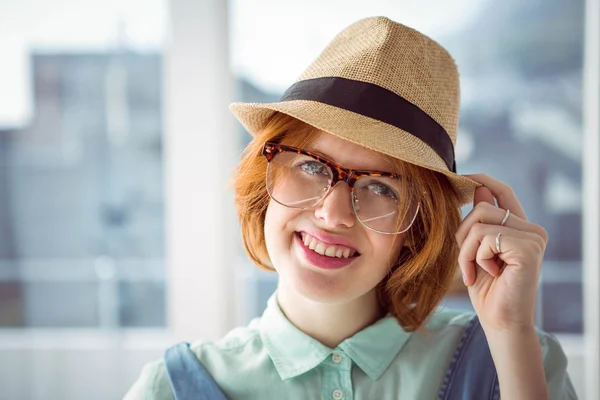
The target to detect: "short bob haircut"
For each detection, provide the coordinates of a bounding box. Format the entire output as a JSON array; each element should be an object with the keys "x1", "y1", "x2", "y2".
[{"x1": 234, "y1": 112, "x2": 462, "y2": 331}]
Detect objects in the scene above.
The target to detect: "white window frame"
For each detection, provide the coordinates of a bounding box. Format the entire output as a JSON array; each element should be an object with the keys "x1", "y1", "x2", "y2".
[{"x1": 165, "y1": 0, "x2": 238, "y2": 343}]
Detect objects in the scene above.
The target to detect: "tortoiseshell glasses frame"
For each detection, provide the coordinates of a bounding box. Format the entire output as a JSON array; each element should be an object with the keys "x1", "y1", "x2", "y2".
[{"x1": 261, "y1": 141, "x2": 420, "y2": 235}]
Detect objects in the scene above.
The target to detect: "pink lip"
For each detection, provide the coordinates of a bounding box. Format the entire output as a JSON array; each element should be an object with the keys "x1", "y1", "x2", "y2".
[
  {"x1": 297, "y1": 229, "x2": 359, "y2": 252},
  {"x1": 294, "y1": 233, "x2": 359, "y2": 270}
]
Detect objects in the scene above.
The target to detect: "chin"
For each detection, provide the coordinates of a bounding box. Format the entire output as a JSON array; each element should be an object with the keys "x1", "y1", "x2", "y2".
[{"x1": 281, "y1": 261, "x2": 366, "y2": 305}]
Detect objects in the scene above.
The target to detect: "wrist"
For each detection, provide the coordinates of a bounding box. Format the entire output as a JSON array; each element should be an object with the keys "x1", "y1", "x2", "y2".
[
  {"x1": 479, "y1": 317, "x2": 536, "y2": 337},
  {"x1": 484, "y1": 326, "x2": 539, "y2": 353},
  {"x1": 482, "y1": 324, "x2": 548, "y2": 400}
]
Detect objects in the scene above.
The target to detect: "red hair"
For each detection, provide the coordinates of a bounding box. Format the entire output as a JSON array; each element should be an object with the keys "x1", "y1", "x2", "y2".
[{"x1": 234, "y1": 112, "x2": 462, "y2": 331}]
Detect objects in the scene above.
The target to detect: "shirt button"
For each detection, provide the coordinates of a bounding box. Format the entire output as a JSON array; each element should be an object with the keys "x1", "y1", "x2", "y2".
[
  {"x1": 332, "y1": 389, "x2": 344, "y2": 400},
  {"x1": 332, "y1": 353, "x2": 343, "y2": 363}
]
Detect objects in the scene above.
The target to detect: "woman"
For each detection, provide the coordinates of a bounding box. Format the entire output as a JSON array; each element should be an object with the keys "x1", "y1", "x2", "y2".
[{"x1": 125, "y1": 16, "x2": 577, "y2": 399}]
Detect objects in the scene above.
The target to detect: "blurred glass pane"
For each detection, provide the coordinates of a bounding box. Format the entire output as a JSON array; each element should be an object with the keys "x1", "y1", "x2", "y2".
[
  {"x1": 541, "y1": 282, "x2": 583, "y2": 333},
  {"x1": 119, "y1": 281, "x2": 166, "y2": 327},
  {"x1": 231, "y1": 0, "x2": 584, "y2": 333},
  {"x1": 24, "y1": 281, "x2": 99, "y2": 327},
  {"x1": 540, "y1": 261, "x2": 583, "y2": 333},
  {"x1": 0, "y1": 281, "x2": 24, "y2": 326},
  {"x1": 0, "y1": 1, "x2": 166, "y2": 328}
]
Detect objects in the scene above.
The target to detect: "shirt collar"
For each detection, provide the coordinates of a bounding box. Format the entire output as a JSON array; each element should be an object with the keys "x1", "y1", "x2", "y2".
[{"x1": 259, "y1": 291, "x2": 413, "y2": 381}]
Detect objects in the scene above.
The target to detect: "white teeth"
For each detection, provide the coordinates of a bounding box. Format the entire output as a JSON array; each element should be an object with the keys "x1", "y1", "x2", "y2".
[
  {"x1": 325, "y1": 247, "x2": 337, "y2": 257},
  {"x1": 303, "y1": 234, "x2": 310, "y2": 247},
  {"x1": 298, "y1": 232, "x2": 356, "y2": 259},
  {"x1": 314, "y1": 242, "x2": 326, "y2": 255}
]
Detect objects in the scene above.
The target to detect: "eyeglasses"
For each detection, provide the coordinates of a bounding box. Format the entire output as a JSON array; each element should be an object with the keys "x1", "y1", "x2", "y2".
[{"x1": 261, "y1": 142, "x2": 420, "y2": 235}]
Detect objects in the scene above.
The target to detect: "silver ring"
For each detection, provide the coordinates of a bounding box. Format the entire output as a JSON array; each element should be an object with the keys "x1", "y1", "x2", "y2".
[
  {"x1": 496, "y1": 232, "x2": 503, "y2": 254},
  {"x1": 500, "y1": 209, "x2": 510, "y2": 226}
]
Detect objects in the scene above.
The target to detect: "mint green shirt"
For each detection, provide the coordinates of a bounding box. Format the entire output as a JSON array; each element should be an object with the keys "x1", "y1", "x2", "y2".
[{"x1": 125, "y1": 292, "x2": 577, "y2": 399}]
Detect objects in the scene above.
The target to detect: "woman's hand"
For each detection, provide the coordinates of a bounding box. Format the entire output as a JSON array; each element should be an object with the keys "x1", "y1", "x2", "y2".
[{"x1": 454, "y1": 173, "x2": 549, "y2": 333}]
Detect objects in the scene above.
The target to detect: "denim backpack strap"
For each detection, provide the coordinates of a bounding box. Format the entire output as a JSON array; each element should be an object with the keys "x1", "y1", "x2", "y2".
[
  {"x1": 164, "y1": 342, "x2": 229, "y2": 400},
  {"x1": 437, "y1": 315, "x2": 500, "y2": 400}
]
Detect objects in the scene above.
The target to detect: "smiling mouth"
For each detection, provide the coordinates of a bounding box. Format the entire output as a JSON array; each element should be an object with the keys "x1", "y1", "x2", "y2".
[{"x1": 295, "y1": 232, "x2": 361, "y2": 259}]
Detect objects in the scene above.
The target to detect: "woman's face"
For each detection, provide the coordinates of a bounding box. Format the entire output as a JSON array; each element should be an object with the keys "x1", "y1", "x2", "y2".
[{"x1": 264, "y1": 131, "x2": 408, "y2": 305}]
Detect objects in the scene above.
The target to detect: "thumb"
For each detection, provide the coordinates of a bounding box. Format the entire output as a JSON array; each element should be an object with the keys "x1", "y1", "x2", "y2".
[{"x1": 473, "y1": 186, "x2": 495, "y2": 207}]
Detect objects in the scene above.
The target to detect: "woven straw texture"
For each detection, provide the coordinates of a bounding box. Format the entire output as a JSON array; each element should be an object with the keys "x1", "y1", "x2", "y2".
[{"x1": 229, "y1": 16, "x2": 481, "y2": 205}]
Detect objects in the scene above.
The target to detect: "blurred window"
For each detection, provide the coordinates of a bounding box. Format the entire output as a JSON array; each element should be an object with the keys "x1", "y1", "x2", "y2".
[{"x1": 0, "y1": 0, "x2": 167, "y2": 328}]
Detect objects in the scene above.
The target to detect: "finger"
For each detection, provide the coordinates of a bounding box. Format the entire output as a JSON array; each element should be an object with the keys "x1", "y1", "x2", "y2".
[
  {"x1": 460, "y1": 233, "x2": 500, "y2": 286},
  {"x1": 475, "y1": 233, "x2": 504, "y2": 279},
  {"x1": 474, "y1": 186, "x2": 495, "y2": 207},
  {"x1": 458, "y1": 185, "x2": 497, "y2": 248},
  {"x1": 464, "y1": 173, "x2": 527, "y2": 220},
  {"x1": 473, "y1": 248, "x2": 502, "y2": 284},
  {"x1": 458, "y1": 224, "x2": 531, "y2": 286},
  {"x1": 455, "y1": 202, "x2": 548, "y2": 246}
]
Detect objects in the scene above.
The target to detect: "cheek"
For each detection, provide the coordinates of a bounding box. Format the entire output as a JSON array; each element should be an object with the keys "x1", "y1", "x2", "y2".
[
  {"x1": 264, "y1": 200, "x2": 300, "y2": 266},
  {"x1": 264, "y1": 203, "x2": 281, "y2": 259},
  {"x1": 369, "y1": 233, "x2": 405, "y2": 267}
]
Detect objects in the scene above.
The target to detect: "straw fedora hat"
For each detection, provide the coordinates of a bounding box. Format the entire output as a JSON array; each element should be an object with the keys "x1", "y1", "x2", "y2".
[{"x1": 229, "y1": 16, "x2": 481, "y2": 206}]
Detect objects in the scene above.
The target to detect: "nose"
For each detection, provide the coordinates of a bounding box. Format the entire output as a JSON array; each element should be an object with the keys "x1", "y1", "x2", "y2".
[{"x1": 314, "y1": 182, "x2": 356, "y2": 229}]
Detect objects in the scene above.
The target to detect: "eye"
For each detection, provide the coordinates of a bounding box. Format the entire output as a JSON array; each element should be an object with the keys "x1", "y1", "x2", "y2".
[
  {"x1": 366, "y1": 182, "x2": 397, "y2": 199},
  {"x1": 297, "y1": 160, "x2": 329, "y2": 176}
]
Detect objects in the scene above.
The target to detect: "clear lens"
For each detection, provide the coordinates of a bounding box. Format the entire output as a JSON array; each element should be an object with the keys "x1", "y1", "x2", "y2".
[
  {"x1": 266, "y1": 152, "x2": 332, "y2": 209},
  {"x1": 352, "y1": 176, "x2": 418, "y2": 234},
  {"x1": 265, "y1": 152, "x2": 419, "y2": 234}
]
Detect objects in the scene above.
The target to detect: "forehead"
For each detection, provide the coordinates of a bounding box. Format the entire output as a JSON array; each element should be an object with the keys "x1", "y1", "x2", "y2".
[{"x1": 304, "y1": 131, "x2": 392, "y2": 172}]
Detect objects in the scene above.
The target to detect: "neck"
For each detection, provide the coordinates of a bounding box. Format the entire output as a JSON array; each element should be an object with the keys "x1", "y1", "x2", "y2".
[{"x1": 276, "y1": 283, "x2": 386, "y2": 349}]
